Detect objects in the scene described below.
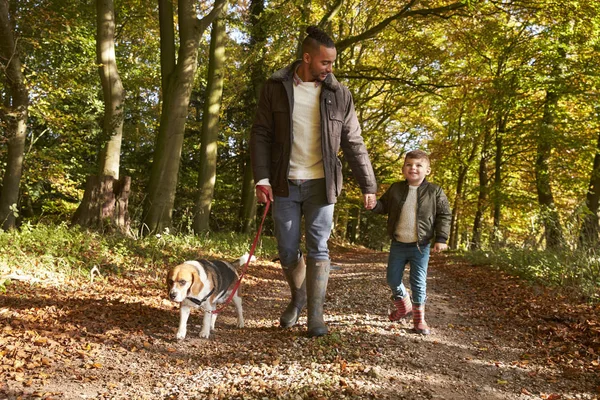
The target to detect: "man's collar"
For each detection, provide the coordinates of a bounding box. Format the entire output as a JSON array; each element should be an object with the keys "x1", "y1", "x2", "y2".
[{"x1": 293, "y1": 67, "x2": 321, "y2": 87}]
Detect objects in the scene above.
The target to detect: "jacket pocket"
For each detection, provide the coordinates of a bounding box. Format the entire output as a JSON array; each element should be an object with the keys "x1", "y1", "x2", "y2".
[{"x1": 328, "y1": 109, "x2": 343, "y2": 137}]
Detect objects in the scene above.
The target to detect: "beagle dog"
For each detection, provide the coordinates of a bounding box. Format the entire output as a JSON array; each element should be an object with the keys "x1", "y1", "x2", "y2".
[{"x1": 167, "y1": 254, "x2": 251, "y2": 340}]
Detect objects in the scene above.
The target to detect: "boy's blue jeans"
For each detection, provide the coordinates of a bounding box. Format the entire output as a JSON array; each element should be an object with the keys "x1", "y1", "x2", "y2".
[
  {"x1": 272, "y1": 179, "x2": 334, "y2": 266},
  {"x1": 387, "y1": 240, "x2": 431, "y2": 304}
]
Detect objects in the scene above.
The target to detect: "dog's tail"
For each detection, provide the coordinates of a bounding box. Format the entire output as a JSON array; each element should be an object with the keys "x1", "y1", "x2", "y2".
[{"x1": 233, "y1": 253, "x2": 256, "y2": 269}]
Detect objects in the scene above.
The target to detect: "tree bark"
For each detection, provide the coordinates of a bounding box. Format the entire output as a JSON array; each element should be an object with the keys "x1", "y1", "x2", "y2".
[
  {"x1": 535, "y1": 89, "x2": 564, "y2": 249},
  {"x1": 449, "y1": 104, "x2": 478, "y2": 249},
  {"x1": 0, "y1": 0, "x2": 29, "y2": 231},
  {"x1": 158, "y1": 0, "x2": 175, "y2": 97},
  {"x1": 238, "y1": 0, "x2": 265, "y2": 234},
  {"x1": 193, "y1": 16, "x2": 226, "y2": 233},
  {"x1": 492, "y1": 129, "x2": 503, "y2": 245},
  {"x1": 579, "y1": 130, "x2": 600, "y2": 248},
  {"x1": 471, "y1": 122, "x2": 492, "y2": 250},
  {"x1": 239, "y1": 151, "x2": 256, "y2": 234},
  {"x1": 96, "y1": 0, "x2": 124, "y2": 179},
  {"x1": 73, "y1": 0, "x2": 129, "y2": 233},
  {"x1": 71, "y1": 176, "x2": 131, "y2": 233},
  {"x1": 143, "y1": 0, "x2": 227, "y2": 234}
]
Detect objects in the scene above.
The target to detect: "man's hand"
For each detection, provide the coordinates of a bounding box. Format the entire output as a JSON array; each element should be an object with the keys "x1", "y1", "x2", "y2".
[
  {"x1": 363, "y1": 193, "x2": 376, "y2": 210},
  {"x1": 256, "y1": 185, "x2": 273, "y2": 203},
  {"x1": 432, "y1": 242, "x2": 448, "y2": 253}
]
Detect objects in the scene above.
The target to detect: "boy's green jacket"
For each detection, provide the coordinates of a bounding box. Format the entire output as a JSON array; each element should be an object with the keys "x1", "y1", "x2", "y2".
[{"x1": 372, "y1": 179, "x2": 452, "y2": 245}]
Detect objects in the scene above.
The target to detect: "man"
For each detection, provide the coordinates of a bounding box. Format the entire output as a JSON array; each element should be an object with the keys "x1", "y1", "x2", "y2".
[{"x1": 250, "y1": 26, "x2": 377, "y2": 337}]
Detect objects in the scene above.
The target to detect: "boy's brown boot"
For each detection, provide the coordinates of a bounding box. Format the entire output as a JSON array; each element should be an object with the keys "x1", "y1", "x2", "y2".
[
  {"x1": 412, "y1": 304, "x2": 430, "y2": 335},
  {"x1": 280, "y1": 257, "x2": 307, "y2": 328},
  {"x1": 389, "y1": 295, "x2": 412, "y2": 321}
]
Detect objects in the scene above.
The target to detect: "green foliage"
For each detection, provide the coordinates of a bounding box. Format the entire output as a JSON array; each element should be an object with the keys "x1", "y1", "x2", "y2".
[
  {"x1": 1, "y1": 0, "x2": 599, "y2": 257},
  {"x1": 0, "y1": 223, "x2": 278, "y2": 282},
  {"x1": 462, "y1": 248, "x2": 600, "y2": 301}
]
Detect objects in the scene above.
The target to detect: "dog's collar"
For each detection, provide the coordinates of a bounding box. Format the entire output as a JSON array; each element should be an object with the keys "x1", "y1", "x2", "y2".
[{"x1": 186, "y1": 288, "x2": 214, "y2": 307}]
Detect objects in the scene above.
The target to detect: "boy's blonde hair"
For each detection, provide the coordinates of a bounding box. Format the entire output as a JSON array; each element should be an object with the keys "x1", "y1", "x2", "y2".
[{"x1": 404, "y1": 150, "x2": 430, "y2": 164}]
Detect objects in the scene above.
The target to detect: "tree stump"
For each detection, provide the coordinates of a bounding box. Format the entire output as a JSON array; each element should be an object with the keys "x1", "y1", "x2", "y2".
[{"x1": 71, "y1": 175, "x2": 131, "y2": 234}]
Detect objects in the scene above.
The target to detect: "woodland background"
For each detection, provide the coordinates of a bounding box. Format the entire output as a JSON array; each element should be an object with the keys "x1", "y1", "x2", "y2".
[{"x1": 0, "y1": 0, "x2": 599, "y2": 295}]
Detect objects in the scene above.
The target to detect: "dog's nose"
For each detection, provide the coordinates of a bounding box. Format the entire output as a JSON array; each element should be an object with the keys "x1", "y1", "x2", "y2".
[{"x1": 169, "y1": 291, "x2": 177, "y2": 301}]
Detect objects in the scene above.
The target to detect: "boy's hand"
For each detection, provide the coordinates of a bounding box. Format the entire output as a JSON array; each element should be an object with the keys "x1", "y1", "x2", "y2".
[
  {"x1": 432, "y1": 243, "x2": 448, "y2": 253},
  {"x1": 363, "y1": 193, "x2": 376, "y2": 209}
]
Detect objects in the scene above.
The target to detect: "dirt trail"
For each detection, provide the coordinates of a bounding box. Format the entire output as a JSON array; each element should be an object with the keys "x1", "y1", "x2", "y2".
[{"x1": 1, "y1": 249, "x2": 598, "y2": 399}]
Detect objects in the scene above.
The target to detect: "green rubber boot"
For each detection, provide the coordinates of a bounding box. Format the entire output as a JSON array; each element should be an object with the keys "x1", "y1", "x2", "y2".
[{"x1": 306, "y1": 259, "x2": 330, "y2": 337}]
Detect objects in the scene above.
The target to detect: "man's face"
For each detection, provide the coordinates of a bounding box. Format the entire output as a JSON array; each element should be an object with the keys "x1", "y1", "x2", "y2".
[
  {"x1": 402, "y1": 157, "x2": 431, "y2": 185},
  {"x1": 305, "y1": 45, "x2": 337, "y2": 82}
]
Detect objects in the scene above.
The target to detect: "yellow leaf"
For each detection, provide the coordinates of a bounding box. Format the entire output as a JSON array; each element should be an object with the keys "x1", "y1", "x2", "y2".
[{"x1": 497, "y1": 379, "x2": 508, "y2": 385}]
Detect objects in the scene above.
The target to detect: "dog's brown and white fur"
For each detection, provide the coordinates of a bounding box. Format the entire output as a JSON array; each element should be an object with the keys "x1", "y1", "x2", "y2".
[{"x1": 167, "y1": 255, "x2": 251, "y2": 340}]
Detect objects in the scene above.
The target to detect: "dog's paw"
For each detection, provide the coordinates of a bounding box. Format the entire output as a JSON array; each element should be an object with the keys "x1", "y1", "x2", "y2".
[
  {"x1": 176, "y1": 331, "x2": 186, "y2": 340},
  {"x1": 237, "y1": 321, "x2": 244, "y2": 328},
  {"x1": 199, "y1": 330, "x2": 211, "y2": 339}
]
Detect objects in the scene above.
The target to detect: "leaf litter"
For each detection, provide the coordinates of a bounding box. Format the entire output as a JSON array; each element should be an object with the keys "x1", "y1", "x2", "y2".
[{"x1": 1, "y1": 248, "x2": 598, "y2": 399}]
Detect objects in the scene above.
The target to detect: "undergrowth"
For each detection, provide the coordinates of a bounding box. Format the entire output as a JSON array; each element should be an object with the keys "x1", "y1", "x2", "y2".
[
  {"x1": 462, "y1": 248, "x2": 600, "y2": 302},
  {"x1": 0, "y1": 222, "x2": 278, "y2": 286}
]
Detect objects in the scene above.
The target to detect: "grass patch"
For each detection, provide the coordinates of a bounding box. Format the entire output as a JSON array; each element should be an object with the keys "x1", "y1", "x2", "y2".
[
  {"x1": 462, "y1": 248, "x2": 600, "y2": 301},
  {"x1": 0, "y1": 222, "x2": 278, "y2": 284}
]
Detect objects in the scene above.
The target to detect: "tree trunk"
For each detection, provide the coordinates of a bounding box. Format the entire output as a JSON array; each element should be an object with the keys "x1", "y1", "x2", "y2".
[
  {"x1": 492, "y1": 130, "x2": 503, "y2": 245},
  {"x1": 471, "y1": 124, "x2": 492, "y2": 250},
  {"x1": 158, "y1": 0, "x2": 175, "y2": 97},
  {"x1": 579, "y1": 130, "x2": 600, "y2": 248},
  {"x1": 238, "y1": 0, "x2": 265, "y2": 234},
  {"x1": 71, "y1": 176, "x2": 131, "y2": 233},
  {"x1": 347, "y1": 207, "x2": 361, "y2": 243},
  {"x1": 0, "y1": 0, "x2": 29, "y2": 230},
  {"x1": 336, "y1": 206, "x2": 348, "y2": 240},
  {"x1": 193, "y1": 16, "x2": 226, "y2": 233},
  {"x1": 239, "y1": 151, "x2": 256, "y2": 233},
  {"x1": 143, "y1": 0, "x2": 227, "y2": 234},
  {"x1": 535, "y1": 89, "x2": 564, "y2": 249},
  {"x1": 96, "y1": 0, "x2": 124, "y2": 179},
  {"x1": 449, "y1": 106, "x2": 478, "y2": 249},
  {"x1": 73, "y1": 0, "x2": 129, "y2": 232}
]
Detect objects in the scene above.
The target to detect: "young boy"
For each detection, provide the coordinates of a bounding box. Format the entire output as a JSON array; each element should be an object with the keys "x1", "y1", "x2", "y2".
[{"x1": 371, "y1": 150, "x2": 451, "y2": 334}]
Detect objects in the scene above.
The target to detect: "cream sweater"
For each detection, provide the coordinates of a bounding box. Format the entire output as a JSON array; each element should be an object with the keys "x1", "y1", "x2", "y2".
[
  {"x1": 394, "y1": 185, "x2": 419, "y2": 242},
  {"x1": 288, "y1": 82, "x2": 324, "y2": 179}
]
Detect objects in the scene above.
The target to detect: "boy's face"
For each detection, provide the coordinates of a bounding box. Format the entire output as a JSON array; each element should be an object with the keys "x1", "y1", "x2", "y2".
[{"x1": 402, "y1": 157, "x2": 431, "y2": 185}]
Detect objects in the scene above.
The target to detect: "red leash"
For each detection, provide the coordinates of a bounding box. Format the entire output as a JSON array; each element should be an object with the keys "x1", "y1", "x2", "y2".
[{"x1": 213, "y1": 186, "x2": 271, "y2": 314}]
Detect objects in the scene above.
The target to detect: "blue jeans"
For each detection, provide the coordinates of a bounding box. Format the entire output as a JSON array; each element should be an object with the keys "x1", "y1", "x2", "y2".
[
  {"x1": 387, "y1": 241, "x2": 431, "y2": 304},
  {"x1": 273, "y1": 179, "x2": 334, "y2": 267}
]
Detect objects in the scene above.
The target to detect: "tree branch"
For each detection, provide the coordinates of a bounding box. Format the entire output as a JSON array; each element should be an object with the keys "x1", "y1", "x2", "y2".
[
  {"x1": 335, "y1": 1, "x2": 466, "y2": 51},
  {"x1": 318, "y1": 0, "x2": 344, "y2": 27},
  {"x1": 196, "y1": 0, "x2": 228, "y2": 35}
]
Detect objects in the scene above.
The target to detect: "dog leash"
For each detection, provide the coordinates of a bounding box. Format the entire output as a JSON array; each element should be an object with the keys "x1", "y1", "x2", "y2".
[{"x1": 212, "y1": 186, "x2": 271, "y2": 314}]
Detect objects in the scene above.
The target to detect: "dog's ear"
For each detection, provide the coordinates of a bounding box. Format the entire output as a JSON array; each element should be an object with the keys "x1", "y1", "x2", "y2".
[{"x1": 189, "y1": 270, "x2": 203, "y2": 296}]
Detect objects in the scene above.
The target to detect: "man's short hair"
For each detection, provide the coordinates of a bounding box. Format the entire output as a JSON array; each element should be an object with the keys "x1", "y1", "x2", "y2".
[
  {"x1": 302, "y1": 25, "x2": 335, "y2": 54},
  {"x1": 405, "y1": 150, "x2": 430, "y2": 164}
]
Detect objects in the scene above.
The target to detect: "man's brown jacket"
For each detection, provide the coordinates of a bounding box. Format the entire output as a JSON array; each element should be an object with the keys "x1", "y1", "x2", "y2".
[{"x1": 250, "y1": 60, "x2": 377, "y2": 203}]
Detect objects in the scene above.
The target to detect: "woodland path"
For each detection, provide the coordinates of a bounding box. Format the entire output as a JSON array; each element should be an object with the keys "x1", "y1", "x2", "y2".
[{"x1": 1, "y1": 246, "x2": 599, "y2": 399}]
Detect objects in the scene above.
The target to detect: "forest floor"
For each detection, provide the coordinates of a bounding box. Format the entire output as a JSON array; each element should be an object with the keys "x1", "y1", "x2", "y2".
[{"x1": 1, "y1": 245, "x2": 599, "y2": 400}]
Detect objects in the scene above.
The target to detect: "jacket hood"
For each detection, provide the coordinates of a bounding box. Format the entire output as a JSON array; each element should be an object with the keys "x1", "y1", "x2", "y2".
[{"x1": 269, "y1": 60, "x2": 341, "y2": 91}]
